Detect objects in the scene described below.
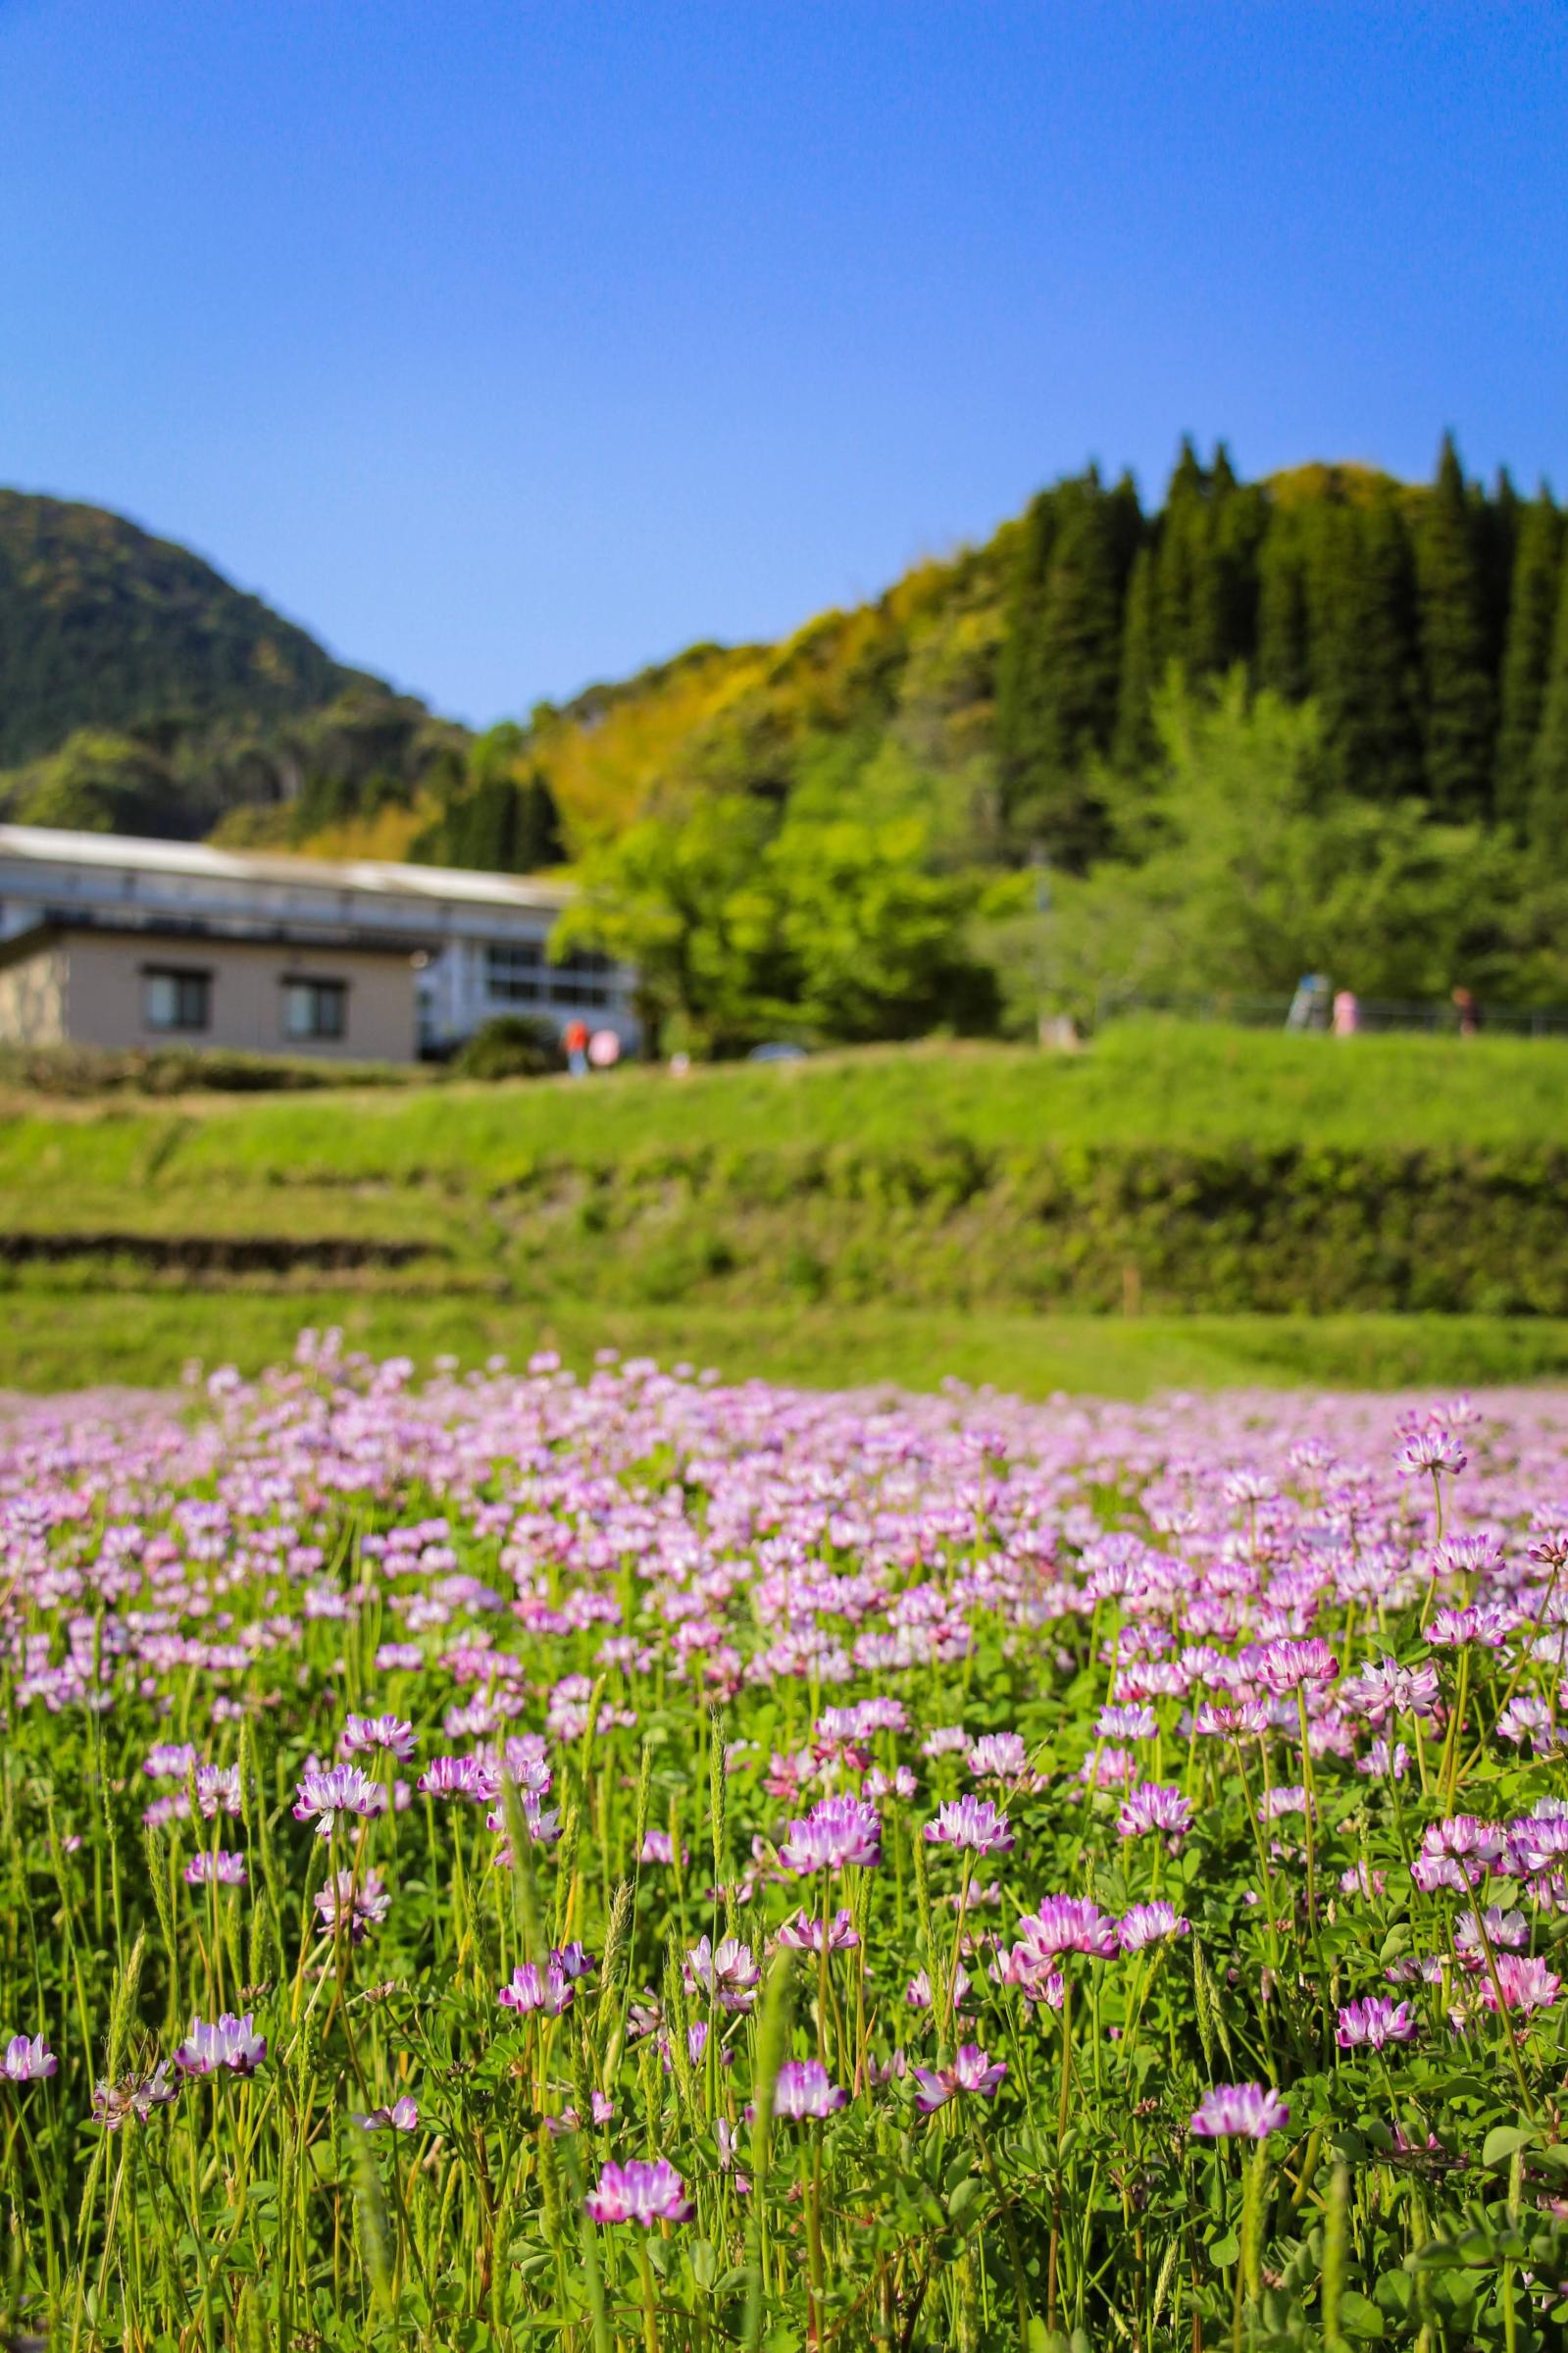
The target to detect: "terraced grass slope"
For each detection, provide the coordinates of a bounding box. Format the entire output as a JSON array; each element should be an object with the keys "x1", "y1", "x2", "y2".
[{"x1": 0, "y1": 1021, "x2": 1565, "y2": 1386}]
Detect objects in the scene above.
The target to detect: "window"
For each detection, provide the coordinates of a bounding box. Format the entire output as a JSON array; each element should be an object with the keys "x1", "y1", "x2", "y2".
[
  {"x1": 142, "y1": 967, "x2": 211, "y2": 1032},
  {"x1": 485, "y1": 943, "x2": 544, "y2": 1002},
  {"x1": 281, "y1": 978, "x2": 347, "y2": 1041}
]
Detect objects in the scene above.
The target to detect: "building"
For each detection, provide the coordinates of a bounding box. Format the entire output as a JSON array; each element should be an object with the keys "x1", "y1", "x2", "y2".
[{"x1": 0, "y1": 826, "x2": 638, "y2": 1062}]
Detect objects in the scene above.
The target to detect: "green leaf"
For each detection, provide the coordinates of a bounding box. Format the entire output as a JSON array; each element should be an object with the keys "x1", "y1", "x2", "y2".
[
  {"x1": 1336, "y1": 2289, "x2": 1386, "y2": 2339},
  {"x1": 947, "y1": 2175, "x2": 984, "y2": 2229},
  {"x1": 1208, "y1": 2231, "x2": 1240, "y2": 2269},
  {"x1": 1483, "y1": 2123, "x2": 1538, "y2": 2169}
]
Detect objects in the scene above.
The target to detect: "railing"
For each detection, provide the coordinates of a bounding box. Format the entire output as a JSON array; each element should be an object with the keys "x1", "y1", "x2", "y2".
[{"x1": 1089, "y1": 987, "x2": 1568, "y2": 1040}]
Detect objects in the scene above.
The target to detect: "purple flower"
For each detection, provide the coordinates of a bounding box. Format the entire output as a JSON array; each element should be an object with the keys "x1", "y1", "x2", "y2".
[
  {"x1": 1411, "y1": 1816, "x2": 1506, "y2": 1892},
  {"x1": 92, "y1": 2064, "x2": 177, "y2": 2128},
  {"x1": 183, "y1": 1850, "x2": 247, "y2": 1886},
  {"x1": 353, "y1": 2097, "x2": 419, "y2": 2131},
  {"x1": 1095, "y1": 1705, "x2": 1159, "y2": 1741},
  {"x1": 175, "y1": 2014, "x2": 266, "y2": 2077},
  {"x1": 552, "y1": 1941, "x2": 598, "y2": 1979},
  {"x1": 142, "y1": 1742, "x2": 198, "y2": 1781},
  {"x1": 340, "y1": 1713, "x2": 419, "y2": 1763},
  {"x1": 1118, "y1": 1902, "x2": 1190, "y2": 1953},
  {"x1": 906, "y1": 1965, "x2": 970, "y2": 2012},
  {"x1": 772, "y1": 2060, "x2": 849, "y2": 2120},
  {"x1": 292, "y1": 1765, "x2": 388, "y2": 1839},
  {"x1": 314, "y1": 1869, "x2": 391, "y2": 1943},
  {"x1": 1189, "y1": 2082, "x2": 1290, "y2": 2139},
  {"x1": 778, "y1": 1796, "x2": 882, "y2": 1875},
  {"x1": 1481, "y1": 1955, "x2": 1561, "y2": 2016},
  {"x1": 776, "y1": 1907, "x2": 860, "y2": 1954},
  {"x1": 1340, "y1": 1658, "x2": 1440, "y2": 1725},
  {"x1": 0, "y1": 2034, "x2": 56, "y2": 2083},
  {"x1": 1115, "y1": 1782, "x2": 1192, "y2": 1844},
  {"x1": 922, "y1": 1795, "x2": 1014, "y2": 1855},
  {"x1": 1399, "y1": 1429, "x2": 1467, "y2": 1477},
  {"x1": 684, "y1": 1936, "x2": 762, "y2": 2012},
  {"x1": 1336, "y1": 1997, "x2": 1416, "y2": 2051},
  {"x1": 195, "y1": 1765, "x2": 242, "y2": 1819},
  {"x1": 1244, "y1": 1639, "x2": 1339, "y2": 1696},
  {"x1": 497, "y1": 1963, "x2": 574, "y2": 2017},
  {"x1": 1454, "y1": 1906, "x2": 1529, "y2": 1956},
  {"x1": 1014, "y1": 1895, "x2": 1119, "y2": 1960},
  {"x1": 546, "y1": 2090, "x2": 615, "y2": 2136},
  {"x1": 912, "y1": 2044, "x2": 1008, "y2": 2114},
  {"x1": 637, "y1": 1830, "x2": 687, "y2": 1866},
  {"x1": 967, "y1": 1732, "x2": 1029, "y2": 1778},
  {"x1": 416, "y1": 1755, "x2": 500, "y2": 1804},
  {"x1": 583, "y1": 2158, "x2": 693, "y2": 2225}
]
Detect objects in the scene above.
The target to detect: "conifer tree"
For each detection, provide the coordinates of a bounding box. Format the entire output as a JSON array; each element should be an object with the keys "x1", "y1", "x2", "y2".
[
  {"x1": 1194, "y1": 443, "x2": 1265, "y2": 676},
  {"x1": 1152, "y1": 437, "x2": 1209, "y2": 676},
  {"x1": 1530, "y1": 553, "x2": 1568, "y2": 861},
  {"x1": 1309, "y1": 494, "x2": 1424, "y2": 801},
  {"x1": 1255, "y1": 509, "x2": 1313, "y2": 702},
  {"x1": 994, "y1": 471, "x2": 1139, "y2": 864},
  {"x1": 1494, "y1": 488, "x2": 1563, "y2": 835},
  {"x1": 1479, "y1": 467, "x2": 1521, "y2": 680},
  {"x1": 1111, "y1": 544, "x2": 1158, "y2": 775},
  {"x1": 1415, "y1": 434, "x2": 1497, "y2": 818},
  {"x1": 992, "y1": 486, "x2": 1058, "y2": 822}
]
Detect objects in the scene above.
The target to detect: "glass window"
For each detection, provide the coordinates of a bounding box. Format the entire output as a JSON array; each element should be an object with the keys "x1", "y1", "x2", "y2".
[
  {"x1": 485, "y1": 943, "x2": 544, "y2": 1002},
  {"x1": 281, "y1": 979, "x2": 347, "y2": 1041},
  {"x1": 142, "y1": 968, "x2": 211, "y2": 1032}
]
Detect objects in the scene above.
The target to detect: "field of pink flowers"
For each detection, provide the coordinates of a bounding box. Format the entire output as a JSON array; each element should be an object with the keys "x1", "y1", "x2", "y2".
[{"x1": 4, "y1": 1340, "x2": 1568, "y2": 2350}]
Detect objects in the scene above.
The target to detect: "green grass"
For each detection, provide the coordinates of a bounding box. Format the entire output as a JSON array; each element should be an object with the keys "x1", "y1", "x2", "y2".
[
  {"x1": 3, "y1": 1023, "x2": 1565, "y2": 1391},
  {"x1": 2, "y1": 1020, "x2": 1565, "y2": 1193},
  {"x1": 4, "y1": 1288, "x2": 1567, "y2": 1399}
]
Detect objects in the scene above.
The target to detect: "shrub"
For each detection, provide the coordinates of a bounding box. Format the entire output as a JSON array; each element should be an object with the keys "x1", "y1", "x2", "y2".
[{"x1": 449, "y1": 1014, "x2": 563, "y2": 1081}]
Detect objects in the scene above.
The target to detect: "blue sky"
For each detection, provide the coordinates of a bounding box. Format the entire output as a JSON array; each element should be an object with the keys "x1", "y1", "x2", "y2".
[{"x1": 1, "y1": 1, "x2": 1563, "y2": 725}]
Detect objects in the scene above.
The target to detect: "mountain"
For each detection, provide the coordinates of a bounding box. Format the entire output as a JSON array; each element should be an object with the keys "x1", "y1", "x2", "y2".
[
  {"x1": 0, "y1": 490, "x2": 379, "y2": 766},
  {"x1": 3, "y1": 441, "x2": 1562, "y2": 884},
  {"x1": 0, "y1": 491, "x2": 499, "y2": 849}
]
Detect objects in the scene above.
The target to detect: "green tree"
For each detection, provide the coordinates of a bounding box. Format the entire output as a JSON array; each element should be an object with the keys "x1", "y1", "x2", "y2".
[
  {"x1": 1414, "y1": 435, "x2": 1497, "y2": 818},
  {"x1": 1530, "y1": 554, "x2": 1568, "y2": 862},
  {"x1": 766, "y1": 809, "x2": 998, "y2": 1038},
  {"x1": 1307, "y1": 493, "x2": 1423, "y2": 800},
  {"x1": 1048, "y1": 672, "x2": 1521, "y2": 1006},
  {"x1": 1494, "y1": 488, "x2": 1563, "y2": 835},
  {"x1": 993, "y1": 468, "x2": 1139, "y2": 864},
  {"x1": 1111, "y1": 544, "x2": 1158, "y2": 774},
  {"x1": 1254, "y1": 510, "x2": 1313, "y2": 703},
  {"x1": 549, "y1": 794, "x2": 781, "y2": 1054},
  {"x1": 1, "y1": 728, "x2": 190, "y2": 836}
]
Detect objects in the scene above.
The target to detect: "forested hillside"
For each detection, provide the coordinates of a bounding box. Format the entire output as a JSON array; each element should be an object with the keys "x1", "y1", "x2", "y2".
[
  {"x1": 530, "y1": 436, "x2": 1568, "y2": 863},
  {"x1": 6, "y1": 439, "x2": 1568, "y2": 1042},
  {"x1": 0, "y1": 491, "x2": 368, "y2": 765},
  {"x1": 535, "y1": 437, "x2": 1568, "y2": 1047},
  {"x1": 0, "y1": 490, "x2": 572, "y2": 866}
]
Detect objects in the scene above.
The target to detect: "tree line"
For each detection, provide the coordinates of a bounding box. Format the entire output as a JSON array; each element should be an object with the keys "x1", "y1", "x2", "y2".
[{"x1": 994, "y1": 435, "x2": 1568, "y2": 869}]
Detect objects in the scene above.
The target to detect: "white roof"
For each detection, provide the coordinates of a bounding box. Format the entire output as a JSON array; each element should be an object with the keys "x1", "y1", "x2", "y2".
[{"x1": 0, "y1": 824, "x2": 576, "y2": 911}]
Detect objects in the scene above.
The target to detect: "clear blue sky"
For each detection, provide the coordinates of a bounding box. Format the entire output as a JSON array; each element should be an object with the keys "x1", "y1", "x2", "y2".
[{"x1": 1, "y1": 1, "x2": 1563, "y2": 727}]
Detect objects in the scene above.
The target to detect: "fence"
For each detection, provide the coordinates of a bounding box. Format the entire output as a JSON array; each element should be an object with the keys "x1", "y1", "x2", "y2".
[{"x1": 1089, "y1": 987, "x2": 1568, "y2": 1040}]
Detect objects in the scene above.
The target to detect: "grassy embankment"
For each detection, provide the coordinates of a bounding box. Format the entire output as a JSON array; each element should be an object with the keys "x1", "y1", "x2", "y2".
[{"x1": 3, "y1": 1020, "x2": 1567, "y2": 1395}]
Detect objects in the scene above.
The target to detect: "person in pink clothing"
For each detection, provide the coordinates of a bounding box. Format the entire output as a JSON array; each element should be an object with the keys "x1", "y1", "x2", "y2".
[{"x1": 1332, "y1": 989, "x2": 1360, "y2": 1037}]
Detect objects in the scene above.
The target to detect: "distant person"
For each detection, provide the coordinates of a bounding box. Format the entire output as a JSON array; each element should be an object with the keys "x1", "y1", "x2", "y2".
[
  {"x1": 587, "y1": 1028, "x2": 621, "y2": 1070},
  {"x1": 563, "y1": 1017, "x2": 589, "y2": 1077},
  {"x1": 1332, "y1": 989, "x2": 1360, "y2": 1037},
  {"x1": 1287, "y1": 974, "x2": 1329, "y2": 1033},
  {"x1": 1451, "y1": 986, "x2": 1481, "y2": 1038}
]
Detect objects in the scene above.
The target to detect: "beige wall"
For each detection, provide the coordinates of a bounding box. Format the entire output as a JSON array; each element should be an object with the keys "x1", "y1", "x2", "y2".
[
  {"x1": 59, "y1": 935, "x2": 419, "y2": 1061},
  {"x1": 0, "y1": 943, "x2": 67, "y2": 1045}
]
